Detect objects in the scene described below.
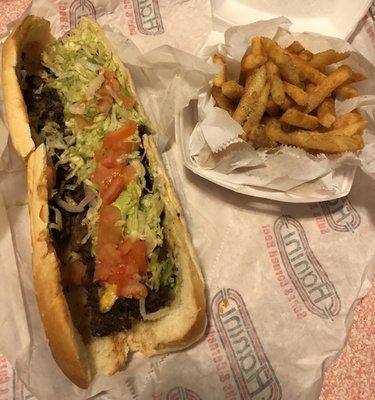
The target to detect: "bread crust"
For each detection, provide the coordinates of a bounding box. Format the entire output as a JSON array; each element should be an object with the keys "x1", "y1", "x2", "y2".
[
  {"x1": 27, "y1": 145, "x2": 91, "y2": 388},
  {"x1": 2, "y1": 16, "x2": 54, "y2": 160},
  {"x1": 5, "y1": 16, "x2": 207, "y2": 388}
]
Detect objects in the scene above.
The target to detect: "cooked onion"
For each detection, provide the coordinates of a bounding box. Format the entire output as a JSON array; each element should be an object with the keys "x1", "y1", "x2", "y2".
[
  {"x1": 57, "y1": 198, "x2": 85, "y2": 213},
  {"x1": 139, "y1": 297, "x2": 170, "y2": 321},
  {"x1": 56, "y1": 190, "x2": 96, "y2": 213}
]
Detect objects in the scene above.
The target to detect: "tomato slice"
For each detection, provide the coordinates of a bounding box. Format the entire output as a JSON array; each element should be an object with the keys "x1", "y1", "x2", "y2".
[
  {"x1": 102, "y1": 120, "x2": 137, "y2": 149},
  {"x1": 117, "y1": 278, "x2": 148, "y2": 299},
  {"x1": 102, "y1": 175, "x2": 125, "y2": 205},
  {"x1": 97, "y1": 205, "x2": 123, "y2": 246},
  {"x1": 76, "y1": 115, "x2": 93, "y2": 129},
  {"x1": 96, "y1": 96, "x2": 113, "y2": 113},
  {"x1": 117, "y1": 93, "x2": 135, "y2": 110},
  {"x1": 129, "y1": 240, "x2": 147, "y2": 274}
]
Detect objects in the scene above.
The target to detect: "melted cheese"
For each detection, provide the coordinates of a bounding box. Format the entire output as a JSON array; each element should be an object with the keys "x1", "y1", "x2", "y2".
[{"x1": 99, "y1": 284, "x2": 118, "y2": 313}]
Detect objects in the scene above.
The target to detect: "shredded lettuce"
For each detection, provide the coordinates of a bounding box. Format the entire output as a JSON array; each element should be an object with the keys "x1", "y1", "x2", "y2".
[
  {"x1": 114, "y1": 160, "x2": 163, "y2": 257},
  {"x1": 40, "y1": 18, "x2": 147, "y2": 246},
  {"x1": 146, "y1": 253, "x2": 176, "y2": 291}
]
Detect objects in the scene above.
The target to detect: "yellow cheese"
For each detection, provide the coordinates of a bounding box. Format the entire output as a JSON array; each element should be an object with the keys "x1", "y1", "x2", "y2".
[{"x1": 99, "y1": 284, "x2": 118, "y2": 313}]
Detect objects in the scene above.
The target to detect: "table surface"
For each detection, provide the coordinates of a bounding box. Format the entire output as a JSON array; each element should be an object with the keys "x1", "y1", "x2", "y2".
[{"x1": 0, "y1": 1, "x2": 374, "y2": 399}]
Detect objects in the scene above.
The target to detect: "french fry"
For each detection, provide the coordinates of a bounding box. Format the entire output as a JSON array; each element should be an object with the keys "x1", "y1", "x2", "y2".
[
  {"x1": 306, "y1": 65, "x2": 353, "y2": 113},
  {"x1": 222, "y1": 80, "x2": 244, "y2": 101},
  {"x1": 279, "y1": 95, "x2": 295, "y2": 111},
  {"x1": 212, "y1": 54, "x2": 227, "y2": 87},
  {"x1": 251, "y1": 36, "x2": 264, "y2": 56},
  {"x1": 266, "y1": 97, "x2": 280, "y2": 116},
  {"x1": 347, "y1": 69, "x2": 366, "y2": 83},
  {"x1": 283, "y1": 82, "x2": 309, "y2": 106},
  {"x1": 212, "y1": 86, "x2": 235, "y2": 116},
  {"x1": 233, "y1": 65, "x2": 267, "y2": 124},
  {"x1": 261, "y1": 37, "x2": 300, "y2": 85},
  {"x1": 286, "y1": 41, "x2": 305, "y2": 54},
  {"x1": 317, "y1": 98, "x2": 336, "y2": 128},
  {"x1": 299, "y1": 50, "x2": 313, "y2": 61},
  {"x1": 243, "y1": 82, "x2": 271, "y2": 141},
  {"x1": 241, "y1": 53, "x2": 267, "y2": 72},
  {"x1": 306, "y1": 83, "x2": 317, "y2": 94},
  {"x1": 265, "y1": 118, "x2": 366, "y2": 153},
  {"x1": 280, "y1": 108, "x2": 320, "y2": 130},
  {"x1": 310, "y1": 49, "x2": 350, "y2": 70},
  {"x1": 336, "y1": 84, "x2": 358, "y2": 99},
  {"x1": 249, "y1": 124, "x2": 277, "y2": 149},
  {"x1": 332, "y1": 112, "x2": 364, "y2": 129},
  {"x1": 288, "y1": 52, "x2": 326, "y2": 84},
  {"x1": 266, "y1": 61, "x2": 286, "y2": 106}
]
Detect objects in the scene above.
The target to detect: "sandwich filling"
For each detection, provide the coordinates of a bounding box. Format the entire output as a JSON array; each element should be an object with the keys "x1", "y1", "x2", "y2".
[{"x1": 20, "y1": 20, "x2": 177, "y2": 337}]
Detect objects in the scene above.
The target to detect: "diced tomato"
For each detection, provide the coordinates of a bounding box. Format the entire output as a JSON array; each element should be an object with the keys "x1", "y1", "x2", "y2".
[
  {"x1": 97, "y1": 205, "x2": 123, "y2": 246},
  {"x1": 97, "y1": 148, "x2": 124, "y2": 168},
  {"x1": 102, "y1": 120, "x2": 137, "y2": 149},
  {"x1": 97, "y1": 82, "x2": 111, "y2": 97},
  {"x1": 103, "y1": 70, "x2": 120, "y2": 91},
  {"x1": 46, "y1": 160, "x2": 56, "y2": 190},
  {"x1": 65, "y1": 260, "x2": 87, "y2": 287},
  {"x1": 76, "y1": 115, "x2": 93, "y2": 129},
  {"x1": 117, "y1": 93, "x2": 135, "y2": 110},
  {"x1": 122, "y1": 164, "x2": 136, "y2": 186},
  {"x1": 96, "y1": 96, "x2": 113, "y2": 113},
  {"x1": 118, "y1": 239, "x2": 133, "y2": 256},
  {"x1": 117, "y1": 279, "x2": 148, "y2": 298},
  {"x1": 129, "y1": 240, "x2": 147, "y2": 274},
  {"x1": 102, "y1": 175, "x2": 125, "y2": 205}
]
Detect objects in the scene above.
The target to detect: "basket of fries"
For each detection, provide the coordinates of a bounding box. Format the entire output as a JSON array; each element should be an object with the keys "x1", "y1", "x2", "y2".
[{"x1": 177, "y1": 18, "x2": 375, "y2": 202}]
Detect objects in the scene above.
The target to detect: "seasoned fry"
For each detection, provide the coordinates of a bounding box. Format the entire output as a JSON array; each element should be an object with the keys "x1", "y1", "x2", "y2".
[
  {"x1": 336, "y1": 84, "x2": 358, "y2": 99},
  {"x1": 299, "y1": 50, "x2": 313, "y2": 61},
  {"x1": 332, "y1": 112, "x2": 364, "y2": 129},
  {"x1": 212, "y1": 86, "x2": 235, "y2": 116},
  {"x1": 222, "y1": 80, "x2": 244, "y2": 101},
  {"x1": 266, "y1": 61, "x2": 286, "y2": 106},
  {"x1": 306, "y1": 65, "x2": 353, "y2": 113},
  {"x1": 286, "y1": 41, "x2": 305, "y2": 54},
  {"x1": 280, "y1": 108, "x2": 319, "y2": 130},
  {"x1": 243, "y1": 82, "x2": 271, "y2": 140},
  {"x1": 310, "y1": 49, "x2": 350, "y2": 70},
  {"x1": 251, "y1": 36, "x2": 264, "y2": 56},
  {"x1": 241, "y1": 53, "x2": 267, "y2": 72},
  {"x1": 288, "y1": 52, "x2": 326, "y2": 84},
  {"x1": 265, "y1": 118, "x2": 365, "y2": 153},
  {"x1": 233, "y1": 65, "x2": 267, "y2": 124},
  {"x1": 261, "y1": 37, "x2": 300, "y2": 85},
  {"x1": 283, "y1": 82, "x2": 309, "y2": 106},
  {"x1": 306, "y1": 83, "x2": 316, "y2": 94},
  {"x1": 317, "y1": 98, "x2": 336, "y2": 128},
  {"x1": 347, "y1": 69, "x2": 366, "y2": 83},
  {"x1": 249, "y1": 124, "x2": 277, "y2": 149},
  {"x1": 210, "y1": 36, "x2": 367, "y2": 155},
  {"x1": 266, "y1": 97, "x2": 280, "y2": 116},
  {"x1": 279, "y1": 95, "x2": 295, "y2": 111},
  {"x1": 212, "y1": 54, "x2": 227, "y2": 87}
]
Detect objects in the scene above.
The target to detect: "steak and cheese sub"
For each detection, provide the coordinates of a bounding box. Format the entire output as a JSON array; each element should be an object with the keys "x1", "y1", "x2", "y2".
[{"x1": 2, "y1": 15, "x2": 206, "y2": 388}]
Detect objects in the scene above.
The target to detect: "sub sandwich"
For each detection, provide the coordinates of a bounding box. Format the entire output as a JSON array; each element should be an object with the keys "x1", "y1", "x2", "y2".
[{"x1": 2, "y1": 16, "x2": 206, "y2": 388}]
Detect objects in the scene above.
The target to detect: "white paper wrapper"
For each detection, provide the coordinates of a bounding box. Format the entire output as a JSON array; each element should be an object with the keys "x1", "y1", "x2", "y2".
[
  {"x1": 182, "y1": 17, "x2": 375, "y2": 202},
  {"x1": 0, "y1": 2, "x2": 375, "y2": 400}
]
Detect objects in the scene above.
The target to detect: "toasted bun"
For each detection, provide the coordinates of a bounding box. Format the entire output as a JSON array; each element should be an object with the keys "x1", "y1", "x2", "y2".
[
  {"x1": 6, "y1": 16, "x2": 206, "y2": 388},
  {"x1": 2, "y1": 16, "x2": 54, "y2": 160},
  {"x1": 27, "y1": 145, "x2": 91, "y2": 388}
]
